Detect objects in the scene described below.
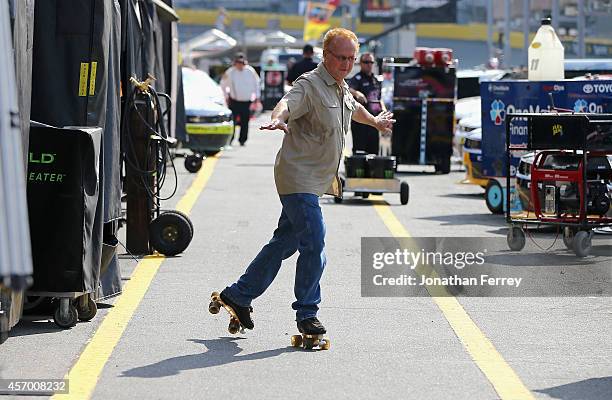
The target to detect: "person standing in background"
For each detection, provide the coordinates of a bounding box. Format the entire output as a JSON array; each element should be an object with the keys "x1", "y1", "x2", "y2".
[
  {"x1": 348, "y1": 52, "x2": 385, "y2": 155},
  {"x1": 220, "y1": 53, "x2": 260, "y2": 146},
  {"x1": 286, "y1": 44, "x2": 318, "y2": 86}
]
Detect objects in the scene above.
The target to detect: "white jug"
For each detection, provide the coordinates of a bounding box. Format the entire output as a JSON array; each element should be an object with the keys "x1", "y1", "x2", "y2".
[{"x1": 528, "y1": 18, "x2": 564, "y2": 81}]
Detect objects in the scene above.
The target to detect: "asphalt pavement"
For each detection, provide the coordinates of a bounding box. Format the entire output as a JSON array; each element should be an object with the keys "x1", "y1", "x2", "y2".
[{"x1": 1, "y1": 111, "x2": 611, "y2": 400}]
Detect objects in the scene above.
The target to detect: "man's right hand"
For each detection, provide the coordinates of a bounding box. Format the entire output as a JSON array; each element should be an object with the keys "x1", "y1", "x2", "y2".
[{"x1": 260, "y1": 119, "x2": 289, "y2": 134}]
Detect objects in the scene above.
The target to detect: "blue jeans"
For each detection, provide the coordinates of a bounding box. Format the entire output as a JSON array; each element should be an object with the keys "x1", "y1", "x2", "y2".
[{"x1": 223, "y1": 193, "x2": 326, "y2": 322}]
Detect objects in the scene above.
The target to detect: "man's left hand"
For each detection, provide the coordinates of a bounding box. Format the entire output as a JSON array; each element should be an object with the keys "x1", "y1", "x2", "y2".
[{"x1": 374, "y1": 111, "x2": 396, "y2": 133}]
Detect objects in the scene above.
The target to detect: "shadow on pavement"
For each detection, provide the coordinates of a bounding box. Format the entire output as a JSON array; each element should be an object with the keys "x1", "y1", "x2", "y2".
[
  {"x1": 437, "y1": 192, "x2": 484, "y2": 200},
  {"x1": 321, "y1": 198, "x2": 387, "y2": 207},
  {"x1": 534, "y1": 377, "x2": 612, "y2": 400},
  {"x1": 484, "y1": 246, "x2": 612, "y2": 266},
  {"x1": 418, "y1": 213, "x2": 505, "y2": 227},
  {"x1": 9, "y1": 319, "x2": 62, "y2": 337},
  {"x1": 120, "y1": 337, "x2": 300, "y2": 378},
  {"x1": 393, "y1": 170, "x2": 436, "y2": 176},
  {"x1": 235, "y1": 163, "x2": 275, "y2": 168}
]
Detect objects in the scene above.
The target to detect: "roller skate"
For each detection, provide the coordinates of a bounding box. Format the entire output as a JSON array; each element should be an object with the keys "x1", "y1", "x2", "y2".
[
  {"x1": 290, "y1": 317, "x2": 330, "y2": 350},
  {"x1": 208, "y1": 290, "x2": 254, "y2": 334}
]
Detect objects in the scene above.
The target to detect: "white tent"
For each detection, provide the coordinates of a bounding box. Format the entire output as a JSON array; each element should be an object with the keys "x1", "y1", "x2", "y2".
[
  {"x1": 241, "y1": 30, "x2": 298, "y2": 49},
  {"x1": 181, "y1": 28, "x2": 237, "y2": 61}
]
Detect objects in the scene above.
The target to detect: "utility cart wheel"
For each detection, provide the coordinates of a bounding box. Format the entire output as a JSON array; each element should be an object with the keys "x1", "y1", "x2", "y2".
[
  {"x1": 162, "y1": 210, "x2": 194, "y2": 236},
  {"x1": 400, "y1": 181, "x2": 410, "y2": 205},
  {"x1": 572, "y1": 231, "x2": 592, "y2": 258},
  {"x1": 485, "y1": 180, "x2": 503, "y2": 214},
  {"x1": 334, "y1": 196, "x2": 343, "y2": 204},
  {"x1": 360, "y1": 192, "x2": 370, "y2": 199},
  {"x1": 563, "y1": 227, "x2": 577, "y2": 250},
  {"x1": 54, "y1": 299, "x2": 78, "y2": 329},
  {"x1": 149, "y1": 212, "x2": 194, "y2": 256},
  {"x1": 507, "y1": 227, "x2": 526, "y2": 251},
  {"x1": 77, "y1": 296, "x2": 97, "y2": 321},
  {"x1": 184, "y1": 154, "x2": 203, "y2": 173}
]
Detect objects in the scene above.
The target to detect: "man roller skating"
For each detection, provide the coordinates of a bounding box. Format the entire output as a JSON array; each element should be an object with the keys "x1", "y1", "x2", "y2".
[{"x1": 210, "y1": 28, "x2": 395, "y2": 349}]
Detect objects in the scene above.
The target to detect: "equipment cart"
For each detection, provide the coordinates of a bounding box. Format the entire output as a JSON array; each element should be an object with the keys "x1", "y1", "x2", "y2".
[
  {"x1": 335, "y1": 154, "x2": 409, "y2": 205},
  {"x1": 505, "y1": 113, "x2": 612, "y2": 257},
  {"x1": 384, "y1": 52, "x2": 456, "y2": 174}
]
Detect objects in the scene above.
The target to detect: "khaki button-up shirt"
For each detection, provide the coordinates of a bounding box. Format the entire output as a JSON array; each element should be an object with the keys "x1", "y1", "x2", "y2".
[{"x1": 274, "y1": 63, "x2": 357, "y2": 197}]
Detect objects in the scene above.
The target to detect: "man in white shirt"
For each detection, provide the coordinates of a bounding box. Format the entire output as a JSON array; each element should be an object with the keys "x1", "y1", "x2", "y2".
[{"x1": 220, "y1": 53, "x2": 261, "y2": 146}]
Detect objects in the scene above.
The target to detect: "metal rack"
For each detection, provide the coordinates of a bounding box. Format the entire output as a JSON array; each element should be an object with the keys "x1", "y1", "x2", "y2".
[{"x1": 505, "y1": 112, "x2": 612, "y2": 257}]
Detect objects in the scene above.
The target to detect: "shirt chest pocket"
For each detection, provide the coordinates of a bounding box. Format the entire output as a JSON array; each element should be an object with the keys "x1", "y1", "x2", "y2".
[
  {"x1": 311, "y1": 96, "x2": 340, "y2": 142},
  {"x1": 319, "y1": 96, "x2": 341, "y2": 126}
]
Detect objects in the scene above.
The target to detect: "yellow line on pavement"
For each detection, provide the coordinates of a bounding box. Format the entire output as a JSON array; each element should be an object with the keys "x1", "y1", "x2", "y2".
[
  {"x1": 52, "y1": 155, "x2": 219, "y2": 400},
  {"x1": 176, "y1": 156, "x2": 219, "y2": 214},
  {"x1": 372, "y1": 202, "x2": 534, "y2": 400}
]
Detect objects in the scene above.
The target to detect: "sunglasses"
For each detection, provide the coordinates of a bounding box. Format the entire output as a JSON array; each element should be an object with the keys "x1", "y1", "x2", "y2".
[
  {"x1": 361, "y1": 60, "x2": 374, "y2": 64},
  {"x1": 327, "y1": 50, "x2": 357, "y2": 63}
]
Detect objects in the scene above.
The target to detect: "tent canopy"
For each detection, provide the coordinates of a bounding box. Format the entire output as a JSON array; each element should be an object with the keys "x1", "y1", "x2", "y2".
[{"x1": 181, "y1": 28, "x2": 237, "y2": 59}]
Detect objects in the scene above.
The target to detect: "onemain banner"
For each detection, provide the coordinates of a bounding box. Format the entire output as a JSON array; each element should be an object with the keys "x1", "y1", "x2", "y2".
[
  {"x1": 361, "y1": 237, "x2": 612, "y2": 297},
  {"x1": 480, "y1": 79, "x2": 612, "y2": 178}
]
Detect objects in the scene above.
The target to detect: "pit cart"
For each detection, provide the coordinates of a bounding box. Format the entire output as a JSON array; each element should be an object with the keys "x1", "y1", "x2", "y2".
[
  {"x1": 505, "y1": 113, "x2": 612, "y2": 257},
  {"x1": 385, "y1": 53, "x2": 456, "y2": 174},
  {"x1": 335, "y1": 154, "x2": 410, "y2": 205}
]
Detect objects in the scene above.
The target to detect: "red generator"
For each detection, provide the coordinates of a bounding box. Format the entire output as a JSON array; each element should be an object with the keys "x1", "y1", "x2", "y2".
[
  {"x1": 506, "y1": 113, "x2": 612, "y2": 257},
  {"x1": 530, "y1": 151, "x2": 611, "y2": 223}
]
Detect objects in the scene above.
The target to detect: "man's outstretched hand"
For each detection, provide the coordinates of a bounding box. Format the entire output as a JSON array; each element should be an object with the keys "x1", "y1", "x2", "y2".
[
  {"x1": 374, "y1": 111, "x2": 396, "y2": 134},
  {"x1": 260, "y1": 119, "x2": 289, "y2": 134}
]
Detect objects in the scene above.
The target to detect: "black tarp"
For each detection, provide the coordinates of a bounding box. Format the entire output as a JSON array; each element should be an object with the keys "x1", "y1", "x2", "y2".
[
  {"x1": 120, "y1": 0, "x2": 185, "y2": 141},
  {"x1": 120, "y1": 0, "x2": 157, "y2": 90},
  {"x1": 146, "y1": 0, "x2": 166, "y2": 94},
  {"x1": 27, "y1": 125, "x2": 102, "y2": 293},
  {"x1": 105, "y1": 1, "x2": 122, "y2": 223},
  {"x1": 120, "y1": 0, "x2": 150, "y2": 158},
  {"x1": 156, "y1": 0, "x2": 185, "y2": 143},
  {"x1": 31, "y1": 1, "x2": 108, "y2": 131},
  {"x1": 120, "y1": 0, "x2": 141, "y2": 86},
  {"x1": 30, "y1": 0, "x2": 121, "y2": 223},
  {"x1": 100, "y1": 0, "x2": 123, "y2": 299},
  {"x1": 158, "y1": 0, "x2": 179, "y2": 138},
  {"x1": 30, "y1": 0, "x2": 122, "y2": 299}
]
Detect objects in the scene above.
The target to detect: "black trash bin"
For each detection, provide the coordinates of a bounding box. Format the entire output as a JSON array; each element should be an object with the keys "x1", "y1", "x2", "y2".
[{"x1": 26, "y1": 124, "x2": 103, "y2": 328}]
